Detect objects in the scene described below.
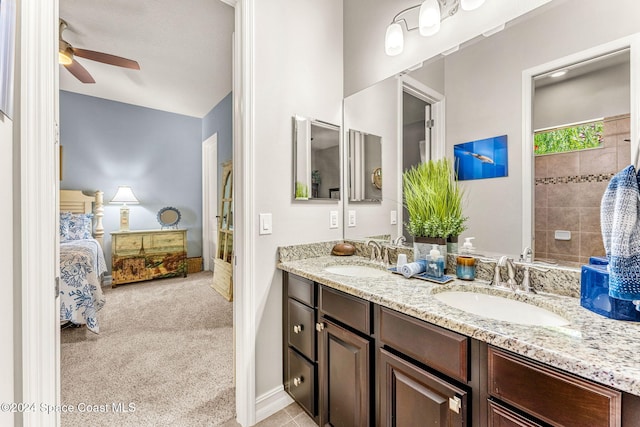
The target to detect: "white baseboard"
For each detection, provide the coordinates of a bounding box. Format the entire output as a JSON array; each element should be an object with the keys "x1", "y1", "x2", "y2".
[{"x1": 255, "y1": 385, "x2": 293, "y2": 423}]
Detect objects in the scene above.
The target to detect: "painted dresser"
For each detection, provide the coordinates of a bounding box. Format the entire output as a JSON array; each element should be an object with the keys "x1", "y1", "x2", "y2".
[{"x1": 111, "y1": 229, "x2": 187, "y2": 287}]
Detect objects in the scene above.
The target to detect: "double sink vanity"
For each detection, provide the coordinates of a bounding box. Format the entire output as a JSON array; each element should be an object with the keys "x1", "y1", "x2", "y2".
[{"x1": 278, "y1": 241, "x2": 640, "y2": 426}]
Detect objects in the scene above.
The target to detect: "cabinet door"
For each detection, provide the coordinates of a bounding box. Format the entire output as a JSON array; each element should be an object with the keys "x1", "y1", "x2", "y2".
[
  {"x1": 379, "y1": 348, "x2": 467, "y2": 427},
  {"x1": 319, "y1": 318, "x2": 371, "y2": 427}
]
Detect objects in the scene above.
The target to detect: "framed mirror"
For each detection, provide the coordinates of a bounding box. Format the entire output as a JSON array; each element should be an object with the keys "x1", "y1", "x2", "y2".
[
  {"x1": 292, "y1": 115, "x2": 341, "y2": 201},
  {"x1": 348, "y1": 129, "x2": 382, "y2": 202},
  {"x1": 157, "y1": 206, "x2": 181, "y2": 229}
]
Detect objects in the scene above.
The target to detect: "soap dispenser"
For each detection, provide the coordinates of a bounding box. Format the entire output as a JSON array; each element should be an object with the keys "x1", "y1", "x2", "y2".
[
  {"x1": 456, "y1": 237, "x2": 476, "y2": 280},
  {"x1": 426, "y1": 244, "x2": 445, "y2": 278}
]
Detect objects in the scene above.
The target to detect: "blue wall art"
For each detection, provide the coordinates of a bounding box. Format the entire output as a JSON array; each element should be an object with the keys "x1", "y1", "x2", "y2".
[{"x1": 454, "y1": 135, "x2": 508, "y2": 181}]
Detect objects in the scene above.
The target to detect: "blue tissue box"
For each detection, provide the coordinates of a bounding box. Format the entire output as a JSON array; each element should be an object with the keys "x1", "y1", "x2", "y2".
[{"x1": 580, "y1": 263, "x2": 640, "y2": 322}]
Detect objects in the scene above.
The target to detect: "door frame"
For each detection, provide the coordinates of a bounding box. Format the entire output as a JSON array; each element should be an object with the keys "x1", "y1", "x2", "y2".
[
  {"x1": 21, "y1": 1, "x2": 256, "y2": 426},
  {"x1": 202, "y1": 133, "x2": 218, "y2": 272},
  {"x1": 396, "y1": 75, "x2": 446, "y2": 239}
]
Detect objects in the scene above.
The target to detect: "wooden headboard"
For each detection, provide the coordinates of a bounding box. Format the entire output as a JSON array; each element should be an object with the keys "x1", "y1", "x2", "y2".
[{"x1": 60, "y1": 190, "x2": 105, "y2": 248}]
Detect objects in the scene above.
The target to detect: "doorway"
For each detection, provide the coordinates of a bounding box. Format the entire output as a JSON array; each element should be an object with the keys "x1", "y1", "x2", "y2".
[{"x1": 203, "y1": 133, "x2": 218, "y2": 272}]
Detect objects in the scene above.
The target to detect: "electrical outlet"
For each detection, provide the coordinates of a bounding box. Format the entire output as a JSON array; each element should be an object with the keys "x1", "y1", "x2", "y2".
[
  {"x1": 390, "y1": 210, "x2": 397, "y2": 225},
  {"x1": 329, "y1": 211, "x2": 339, "y2": 229},
  {"x1": 348, "y1": 210, "x2": 356, "y2": 227}
]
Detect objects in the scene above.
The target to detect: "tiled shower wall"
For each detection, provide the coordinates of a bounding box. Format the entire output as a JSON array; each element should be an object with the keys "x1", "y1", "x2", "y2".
[{"x1": 534, "y1": 115, "x2": 630, "y2": 265}]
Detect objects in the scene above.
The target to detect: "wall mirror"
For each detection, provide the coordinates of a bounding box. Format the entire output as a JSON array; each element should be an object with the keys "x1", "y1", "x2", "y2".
[
  {"x1": 348, "y1": 129, "x2": 382, "y2": 202},
  {"x1": 157, "y1": 206, "x2": 181, "y2": 229},
  {"x1": 341, "y1": 1, "x2": 639, "y2": 271},
  {"x1": 292, "y1": 115, "x2": 341, "y2": 201}
]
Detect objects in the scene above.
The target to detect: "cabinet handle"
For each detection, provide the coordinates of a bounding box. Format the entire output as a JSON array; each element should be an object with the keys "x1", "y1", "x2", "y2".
[
  {"x1": 293, "y1": 324, "x2": 303, "y2": 334},
  {"x1": 315, "y1": 322, "x2": 325, "y2": 332},
  {"x1": 293, "y1": 376, "x2": 303, "y2": 387},
  {"x1": 449, "y1": 396, "x2": 461, "y2": 414}
]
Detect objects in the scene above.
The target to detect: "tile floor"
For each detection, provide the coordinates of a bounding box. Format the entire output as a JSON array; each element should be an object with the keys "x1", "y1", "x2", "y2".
[{"x1": 219, "y1": 403, "x2": 315, "y2": 427}]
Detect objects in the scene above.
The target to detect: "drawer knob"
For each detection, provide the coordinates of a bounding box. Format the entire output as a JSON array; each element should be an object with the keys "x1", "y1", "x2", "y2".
[
  {"x1": 293, "y1": 324, "x2": 303, "y2": 334},
  {"x1": 293, "y1": 376, "x2": 304, "y2": 387},
  {"x1": 315, "y1": 322, "x2": 326, "y2": 332}
]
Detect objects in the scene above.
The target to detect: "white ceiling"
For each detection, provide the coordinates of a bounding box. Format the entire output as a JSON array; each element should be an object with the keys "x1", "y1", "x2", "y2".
[{"x1": 59, "y1": 0, "x2": 234, "y2": 118}]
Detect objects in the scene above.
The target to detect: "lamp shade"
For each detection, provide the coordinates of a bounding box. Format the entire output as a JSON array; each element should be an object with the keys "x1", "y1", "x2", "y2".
[
  {"x1": 385, "y1": 23, "x2": 404, "y2": 56},
  {"x1": 419, "y1": 0, "x2": 441, "y2": 36},
  {"x1": 460, "y1": 0, "x2": 485, "y2": 11},
  {"x1": 110, "y1": 186, "x2": 139, "y2": 204}
]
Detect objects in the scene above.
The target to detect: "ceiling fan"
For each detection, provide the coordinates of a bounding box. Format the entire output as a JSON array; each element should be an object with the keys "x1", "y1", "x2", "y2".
[{"x1": 58, "y1": 19, "x2": 140, "y2": 84}]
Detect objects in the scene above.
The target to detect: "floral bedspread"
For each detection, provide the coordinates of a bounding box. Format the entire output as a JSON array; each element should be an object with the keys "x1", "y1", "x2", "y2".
[{"x1": 59, "y1": 239, "x2": 107, "y2": 333}]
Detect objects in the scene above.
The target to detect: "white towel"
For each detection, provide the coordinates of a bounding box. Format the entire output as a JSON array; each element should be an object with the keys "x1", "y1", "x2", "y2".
[
  {"x1": 600, "y1": 165, "x2": 640, "y2": 300},
  {"x1": 401, "y1": 260, "x2": 427, "y2": 278}
]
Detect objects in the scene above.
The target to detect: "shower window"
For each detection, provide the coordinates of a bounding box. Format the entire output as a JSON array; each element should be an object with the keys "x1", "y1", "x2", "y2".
[{"x1": 534, "y1": 119, "x2": 603, "y2": 155}]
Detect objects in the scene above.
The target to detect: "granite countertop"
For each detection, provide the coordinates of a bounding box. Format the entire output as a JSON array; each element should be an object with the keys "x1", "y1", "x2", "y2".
[{"x1": 278, "y1": 255, "x2": 640, "y2": 397}]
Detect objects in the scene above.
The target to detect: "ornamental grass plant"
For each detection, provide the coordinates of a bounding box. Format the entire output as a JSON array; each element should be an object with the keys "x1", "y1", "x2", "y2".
[{"x1": 403, "y1": 158, "x2": 467, "y2": 239}]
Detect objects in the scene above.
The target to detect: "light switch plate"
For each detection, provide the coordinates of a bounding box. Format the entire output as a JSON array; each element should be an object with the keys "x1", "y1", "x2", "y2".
[
  {"x1": 259, "y1": 213, "x2": 272, "y2": 235},
  {"x1": 329, "y1": 211, "x2": 339, "y2": 229},
  {"x1": 390, "y1": 210, "x2": 397, "y2": 225},
  {"x1": 348, "y1": 210, "x2": 356, "y2": 227}
]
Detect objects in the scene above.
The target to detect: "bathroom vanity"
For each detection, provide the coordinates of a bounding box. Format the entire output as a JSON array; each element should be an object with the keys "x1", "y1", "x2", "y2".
[{"x1": 279, "y1": 252, "x2": 640, "y2": 426}]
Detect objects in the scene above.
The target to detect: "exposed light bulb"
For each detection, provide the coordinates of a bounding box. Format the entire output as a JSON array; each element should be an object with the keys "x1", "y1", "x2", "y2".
[
  {"x1": 550, "y1": 70, "x2": 568, "y2": 78},
  {"x1": 461, "y1": 0, "x2": 485, "y2": 11},
  {"x1": 419, "y1": 0, "x2": 441, "y2": 36},
  {"x1": 385, "y1": 22, "x2": 404, "y2": 56}
]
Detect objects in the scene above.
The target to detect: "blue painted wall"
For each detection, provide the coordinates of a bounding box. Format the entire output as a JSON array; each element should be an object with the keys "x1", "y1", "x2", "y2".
[
  {"x1": 202, "y1": 92, "x2": 233, "y2": 200},
  {"x1": 60, "y1": 90, "x2": 204, "y2": 272}
]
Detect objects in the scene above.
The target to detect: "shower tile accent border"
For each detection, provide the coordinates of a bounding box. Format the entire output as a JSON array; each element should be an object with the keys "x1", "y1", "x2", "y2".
[{"x1": 535, "y1": 173, "x2": 615, "y2": 185}]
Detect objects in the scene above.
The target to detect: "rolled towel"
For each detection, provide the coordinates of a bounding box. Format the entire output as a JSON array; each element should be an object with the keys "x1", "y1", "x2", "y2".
[{"x1": 401, "y1": 259, "x2": 427, "y2": 278}]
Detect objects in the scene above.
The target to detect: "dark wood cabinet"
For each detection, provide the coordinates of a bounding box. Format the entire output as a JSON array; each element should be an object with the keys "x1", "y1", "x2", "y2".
[
  {"x1": 488, "y1": 400, "x2": 544, "y2": 427},
  {"x1": 283, "y1": 273, "x2": 318, "y2": 420},
  {"x1": 379, "y1": 348, "x2": 467, "y2": 427},
  {"x1": 488, "y1": 346, "x2": 621, "y2": 427},
  {"x1": 318, "y1": 318, "x2": 372, "y2": 427}
]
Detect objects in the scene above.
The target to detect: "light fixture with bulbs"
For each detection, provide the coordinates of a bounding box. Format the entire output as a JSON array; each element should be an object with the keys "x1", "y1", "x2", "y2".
[{"x1": 385, "y1": 0, "x2": 486, "y2": 56}]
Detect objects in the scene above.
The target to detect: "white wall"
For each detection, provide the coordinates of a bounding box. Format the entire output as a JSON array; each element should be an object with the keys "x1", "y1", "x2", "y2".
[
  {"x1": 343, "y1": 0, "x2": 553, "y2": 97},
  {"x1": 343, "y1": 77, "x2": 399, "y2": 240},
  {"x1": 444, "y1": 0, "x2": 640, "y2": 257},
  {"x1": 534, "y1": 61, "x2": 630, "y2": 129},
  {"x1": 0, "y1": 115, "x2": 14, "y2": 427},
  {"x1": 253, "y1": 0, "x2": 343, "y2": 398}
]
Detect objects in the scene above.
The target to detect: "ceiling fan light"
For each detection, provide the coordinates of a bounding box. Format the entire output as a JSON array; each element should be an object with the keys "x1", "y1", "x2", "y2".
[
  {"x1": 385, "y1": 23, "x2": 404, "y2": 56},
  {"x1": 58, "y1": 48, "x2": 73, "y2": 65},
  {"x1": 461, "y1": 0, "x2": 486, "y2": 11},
  {"x1": 419, "y1": 0, "x2": 441, "y2": 36}
]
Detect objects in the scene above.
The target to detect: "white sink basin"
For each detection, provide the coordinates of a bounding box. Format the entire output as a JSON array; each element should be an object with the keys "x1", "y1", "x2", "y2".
[
  {"x1": 434, "y1": 291, "x2": 570, "y2": 326},
  {"x1": 324, "y1": 265, "x2": 389, "y2": 278}
]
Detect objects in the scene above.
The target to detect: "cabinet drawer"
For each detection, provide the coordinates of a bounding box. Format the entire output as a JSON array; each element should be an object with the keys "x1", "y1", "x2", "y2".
[
  {"x1": 319, "y1": 286, "x2": 371, "y2": 334},
  {"x1": 149, "y1": 231, "x2": 185, "y2": 248},
  {"x1": 287, "y1": 273, "x2": 316, "y2": 307},
  {"x1": 287, "y1": 347, "x2": 316, "y2": 417},
  {"x1": 379, "y1": 306, "x2": 468, "y2": 382},
  {"x1": 288, "y1": 298, "x2": 315, "y2": 361},
  {"x1": 488, "y1": 347, "x2": 621, "y2": 427},
  {"x1": 488, "y1": 400, "x2": 543, "y2": 427}
]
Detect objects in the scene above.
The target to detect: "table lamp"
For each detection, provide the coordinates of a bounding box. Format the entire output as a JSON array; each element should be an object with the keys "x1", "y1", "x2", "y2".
[{"x1": 110, "y1": 186, "x2": 139, "y2": 231}]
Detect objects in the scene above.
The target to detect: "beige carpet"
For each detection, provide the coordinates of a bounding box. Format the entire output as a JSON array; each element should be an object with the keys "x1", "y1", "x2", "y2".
[{"x1": 61, "y1": 271, "x2": 235, "y2": 427}]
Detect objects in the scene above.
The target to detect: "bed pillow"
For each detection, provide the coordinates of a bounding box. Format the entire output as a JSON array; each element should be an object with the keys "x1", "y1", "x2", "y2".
[
  {"x1": 59, "y1": 212, "x2": 71, "y2": 241},
  {"x1": 61, "y1": 213, "x2": 93, "y2": 241}
]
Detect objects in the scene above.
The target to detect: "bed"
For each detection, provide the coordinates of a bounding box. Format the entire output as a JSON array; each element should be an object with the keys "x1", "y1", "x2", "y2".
[{"x1": 59, "y1": 190, "x2": 107, "y2": 333}]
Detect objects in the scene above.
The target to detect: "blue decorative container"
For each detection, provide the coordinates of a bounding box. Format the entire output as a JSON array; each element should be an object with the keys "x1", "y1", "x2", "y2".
[{"x1": 580, "y1": 262, "x2": 640, "y2": 322}]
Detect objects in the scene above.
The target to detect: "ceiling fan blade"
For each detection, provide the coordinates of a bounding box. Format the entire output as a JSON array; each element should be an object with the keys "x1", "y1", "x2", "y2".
[
  {"x1": 72, "y1": 48, "x2": 140, "y2": 70},
  {"x1": 64, "y1": 60, "x2": 96, "y2": 84}
]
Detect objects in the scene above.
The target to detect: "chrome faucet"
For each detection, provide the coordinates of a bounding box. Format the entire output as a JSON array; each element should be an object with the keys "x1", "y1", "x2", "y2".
[
  {"x1": 520, "y1": 246, "x2": 533, "y2": 263},
  {"x1": 393, "y1": 235, "x2": 407, "y2": 246},
  {"x1": 367, "y1": 240, "x2": 382, "y2": 262},
  {"x1": 493, "y1": 256, "x2": 517, "y2": 291}
]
